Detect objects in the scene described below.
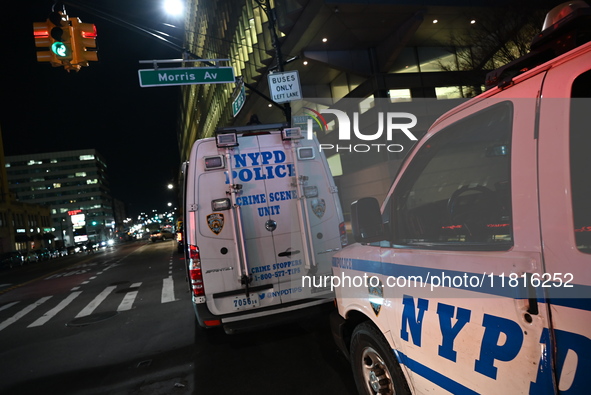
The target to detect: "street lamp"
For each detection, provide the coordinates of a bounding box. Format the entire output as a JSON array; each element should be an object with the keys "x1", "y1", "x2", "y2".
[{"x1": 163, "y1": 0, "x2": 184, "y2": 16}]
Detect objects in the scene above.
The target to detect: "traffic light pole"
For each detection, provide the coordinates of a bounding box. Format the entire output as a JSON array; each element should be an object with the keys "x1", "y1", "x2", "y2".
[{"x1": 257, "y1": 0, "x2": 291, "y2": 126}]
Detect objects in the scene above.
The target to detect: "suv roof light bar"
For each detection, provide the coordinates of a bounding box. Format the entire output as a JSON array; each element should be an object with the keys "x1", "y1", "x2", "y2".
[{"x1": 485, "y1": 1, "x2": 591, "y2": 90}]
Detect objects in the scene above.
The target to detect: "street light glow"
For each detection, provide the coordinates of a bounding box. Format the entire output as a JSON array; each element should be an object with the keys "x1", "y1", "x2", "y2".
[{"x1": 164, "y1": 0, "x2": 184, "y2": 16}]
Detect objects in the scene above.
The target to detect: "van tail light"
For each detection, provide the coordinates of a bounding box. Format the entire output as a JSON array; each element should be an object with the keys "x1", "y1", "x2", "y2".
[
  {"x1": 339, "y1": 222, "x2": 348, "y2": 247},
  {"x1": 204, "y1": 319, "x2": 222, "y2": 327},
  {"x1": 188, "y1": 245, "x2": 204, "y2": 297}
]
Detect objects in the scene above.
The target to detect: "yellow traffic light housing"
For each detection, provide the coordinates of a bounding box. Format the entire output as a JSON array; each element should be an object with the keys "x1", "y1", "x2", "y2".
[
  {"x1": 50, "y1": 17, "x2": 73, "y2": 61},
  {"x1": 33, "y1": 11, "x2": 75, "y2": 68},
  {"x1": 33, "y1": 21, "x2": 53, "y2": 63},
  {"x1": 33, "y1": 12, "x2": 97, "y2": 72},
  {"x1": 70, "y1": 18, "x2": 98, "y2": 67}
]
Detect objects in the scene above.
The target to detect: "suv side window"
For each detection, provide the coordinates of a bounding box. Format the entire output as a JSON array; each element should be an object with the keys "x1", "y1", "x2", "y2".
[
  {"x1": 570, "y1": 69, "x2": 591, "y2": 253},
  {"x1": 392, "y1": 102, "x2": 513, "y2": 250}
]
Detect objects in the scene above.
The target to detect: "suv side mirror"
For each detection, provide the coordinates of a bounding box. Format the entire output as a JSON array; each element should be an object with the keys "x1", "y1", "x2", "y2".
[{"x1": 351, "y1": 197, "x2": 388, "y2": 243}]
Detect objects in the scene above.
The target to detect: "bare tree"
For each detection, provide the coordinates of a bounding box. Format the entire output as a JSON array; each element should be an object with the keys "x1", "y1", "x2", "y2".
[{"x1": 441, "y1": 2, "x2": 557, "y2": 72}]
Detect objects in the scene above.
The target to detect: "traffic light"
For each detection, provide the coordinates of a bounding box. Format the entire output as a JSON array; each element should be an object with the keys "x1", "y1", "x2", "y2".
[
  {"x1": 33, "y1": 21, "x2": 53, "y2": 63},
  {"x1": 48, "y1": 11, "x2": 72, "y2": 62},
  {"x1": 70, "y1": 18, "x2": 98, "y2": 67},
  {"x1": 33, "y1": 11, "x2": 75, "y2": 69},
  {"x1": 33, "y1": 12, "x2": 97, "y2": 71}
]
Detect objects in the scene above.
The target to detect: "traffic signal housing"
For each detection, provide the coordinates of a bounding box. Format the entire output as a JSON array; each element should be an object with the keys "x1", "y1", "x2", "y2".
[
  {"x1": 48, "y1": 11, "x2": 72, "y2": 63},
  {"x1": 33, "y1": 13, "x2": 97, "y2": 71},
  {"x1": 33, "y1": 11, "x2": 74, "y2": 68},
  {"x1": 33, "y1": 21, "x2": 53, "y2": 63},
  {"x1": 70, "y1": 18, "x2": 98, "y2": 67}
]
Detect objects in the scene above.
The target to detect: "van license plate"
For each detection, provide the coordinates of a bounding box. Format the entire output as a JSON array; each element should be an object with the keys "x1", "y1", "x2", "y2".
[{"x1": 233, "y1": 295, "x2": 260, "y2": 310}]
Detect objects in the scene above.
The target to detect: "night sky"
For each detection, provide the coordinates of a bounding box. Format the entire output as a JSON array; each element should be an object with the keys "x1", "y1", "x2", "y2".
[{"x1": 1, "y1": 0, "x2": 184, "y2": 218}]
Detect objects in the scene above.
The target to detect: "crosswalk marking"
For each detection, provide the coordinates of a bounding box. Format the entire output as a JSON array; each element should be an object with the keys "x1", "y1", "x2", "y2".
[
  {"x1": 0, "y1": 274, "x2": 181, "y2": 331},
  {"x1": 0, "y1": 301, "x2": 19, "y2": 312},
  {"x1": 28, "y1": 291, "x2": 82, "y2": 328},
  {"x1": 75, "y1": 285, "x2": 117, "y2": 318},
  {"x1": 161, "y1": 276, "x2": 176, "y2": 303},
  {"x1": 117, "y1": 282, "x2": 142, "y2": 311},
  {"x1": 0, "y1": 296, "x2": 52, "y2": 332}
]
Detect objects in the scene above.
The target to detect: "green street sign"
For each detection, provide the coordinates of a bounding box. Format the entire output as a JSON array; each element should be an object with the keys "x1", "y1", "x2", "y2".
[
  {"x1": 232, "y1": 85, "x2": 246, "y2": 117},
  {"x1": 138, "y1": 66, "x2": 235, "y2": 87}
]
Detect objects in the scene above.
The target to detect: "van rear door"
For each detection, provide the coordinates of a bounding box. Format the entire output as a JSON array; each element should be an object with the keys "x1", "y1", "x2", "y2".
[
  {"x1": 255, "y1": 133, "x2": 341, "y2": 306},
  {"x1": 195, "y1": 135, "x2": 282, "y2": 316},
  {"x1": 195, "y1": 131, "x2": 339, "y2": 317}
]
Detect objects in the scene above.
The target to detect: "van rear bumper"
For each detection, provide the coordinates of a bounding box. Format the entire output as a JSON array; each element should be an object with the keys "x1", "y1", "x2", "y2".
[
  {"x1": 194, "y1": 298, "x2": 334, "y2": 334},
  {"x1": 223, "y1": 299, "x2": 334, "y2": 334}
]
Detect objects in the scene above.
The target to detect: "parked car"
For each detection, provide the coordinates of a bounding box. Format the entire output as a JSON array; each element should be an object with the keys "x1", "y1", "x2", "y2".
[
  {"x1": 34, "y1": 248, "x2": 51, "y2": 261},
  {"x1": 21, "y1": 250, "x2": 39, "y2": 263},
  {"x1": 57, "y1": 247, "x2": 68, "y2": 257},
  {"x1": 150, "y1": 229, "x2": 175, "y2": 242},
  {"x1": 0, "y1": 251, "x2": 24, "y2": 269},
  {"x1": 66, "y1": 246, "x2": 80, "y2": 255}
]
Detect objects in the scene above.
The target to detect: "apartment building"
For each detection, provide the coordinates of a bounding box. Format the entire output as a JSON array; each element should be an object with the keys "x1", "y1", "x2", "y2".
[{"x1": 4, "y1": 149, "x2": 115, "y2": 247}]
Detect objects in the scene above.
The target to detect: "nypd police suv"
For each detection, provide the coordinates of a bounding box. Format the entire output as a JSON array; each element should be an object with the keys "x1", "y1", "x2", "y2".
[{"x1": 330, "y1": 2, "x2": 591, "y2": 394}]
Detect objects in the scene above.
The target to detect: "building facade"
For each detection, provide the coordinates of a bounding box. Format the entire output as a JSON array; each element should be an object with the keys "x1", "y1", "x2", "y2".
[
  {"x1": 0, "y1": 129, "x2": 53, "y2": 253},
  {"x1": 177, "y1": 0, "x2": 559, "y2": 215},
  {"x1": 4, "y1": 149, "x2": 115, "y2": 247}
]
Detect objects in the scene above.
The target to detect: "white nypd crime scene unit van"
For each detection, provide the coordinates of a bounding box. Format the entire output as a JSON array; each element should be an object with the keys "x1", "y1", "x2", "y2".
[
  {"x1": 330, "y1": 2, "x2": 591, "y2": 394},
  {"x1": 183, "y1": 123, "x2": 345, "y2": 334}
]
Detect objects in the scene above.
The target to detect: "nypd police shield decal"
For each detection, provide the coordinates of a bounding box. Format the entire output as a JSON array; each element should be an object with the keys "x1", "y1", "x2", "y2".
[
  {"x1": 207, "y1": 213, "x2": 224, "y2": 235},
  {"x1": 368, "y1": 278, "x2": 383, "y2": 316},
  {"x1": 311, "y1": 198, "x2": 326, "y2": 218}
]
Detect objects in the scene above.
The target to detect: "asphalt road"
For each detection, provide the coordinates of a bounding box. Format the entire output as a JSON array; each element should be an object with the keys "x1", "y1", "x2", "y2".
[{"x1": 0, "y1": 241, "x2": 357, "y2": 395}]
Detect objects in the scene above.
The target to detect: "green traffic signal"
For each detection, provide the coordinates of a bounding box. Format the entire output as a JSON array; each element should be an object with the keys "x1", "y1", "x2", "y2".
[{"x1": 51, "y1": 41, "x2": 69, "y2": 57}]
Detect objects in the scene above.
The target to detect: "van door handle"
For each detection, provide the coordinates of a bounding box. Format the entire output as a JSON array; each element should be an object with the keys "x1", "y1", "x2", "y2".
[
  {"x1": 525, "y1": 273, "x2": 539, "y2": 315},
  {"x1": 278, "y1": 249, "x2": 300, "y2": 257}
]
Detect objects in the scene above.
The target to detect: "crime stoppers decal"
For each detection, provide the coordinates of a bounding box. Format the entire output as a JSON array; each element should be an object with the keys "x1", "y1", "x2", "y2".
[{"x1": 207, "y1": 213, "x2": 224, "y2": 235}]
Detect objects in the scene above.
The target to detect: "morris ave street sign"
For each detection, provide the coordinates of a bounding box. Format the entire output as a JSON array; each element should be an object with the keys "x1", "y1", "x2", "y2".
[{"x1": 138, "y1": 66, "x2": 235, "y2": 87}]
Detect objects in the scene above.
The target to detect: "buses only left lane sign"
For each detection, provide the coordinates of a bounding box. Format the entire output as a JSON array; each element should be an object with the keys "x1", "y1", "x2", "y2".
[{"x1": 267, "y1": 70, "x2": 302, "y2": 103}]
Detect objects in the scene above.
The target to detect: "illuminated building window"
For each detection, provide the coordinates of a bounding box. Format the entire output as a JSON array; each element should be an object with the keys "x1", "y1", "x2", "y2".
[
  {"x1": 389, "y1": 89, "x2": 412, "y2": 103},
  {"x1": 79, "y1": 155, "x2": 95, "y2": 161},
  {"x1": 359, "y1": 95, "x2": 375, "y2": 114}
]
